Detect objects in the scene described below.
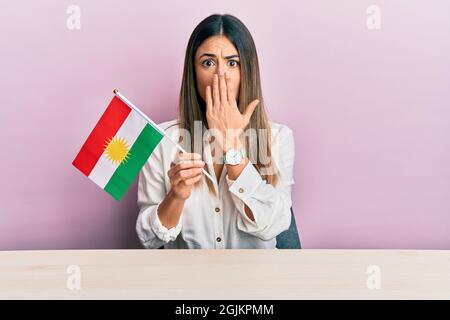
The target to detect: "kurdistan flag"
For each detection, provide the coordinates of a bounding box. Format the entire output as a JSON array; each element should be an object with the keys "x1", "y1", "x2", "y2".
[{"x1": 72, "y1": 94, "x2": 164, "y2": 201}]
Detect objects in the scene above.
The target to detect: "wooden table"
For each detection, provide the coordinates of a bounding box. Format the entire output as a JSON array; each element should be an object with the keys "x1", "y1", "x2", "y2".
[{"x1": 0, "y1": 249, "x2": 449, "y2": 299}]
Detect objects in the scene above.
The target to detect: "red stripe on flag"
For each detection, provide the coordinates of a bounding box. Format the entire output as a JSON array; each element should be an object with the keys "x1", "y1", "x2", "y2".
[{"x1": 72, "y1": 96, "x2": 131, "y2": 176}]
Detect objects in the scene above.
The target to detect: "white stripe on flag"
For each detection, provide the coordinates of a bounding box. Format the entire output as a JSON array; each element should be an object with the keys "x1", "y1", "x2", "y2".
[{"x1": 88, "y1": 110, "x2": 148, "y2": 189}]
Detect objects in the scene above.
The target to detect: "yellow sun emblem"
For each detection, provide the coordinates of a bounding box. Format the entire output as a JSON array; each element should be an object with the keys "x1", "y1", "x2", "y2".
[{"x1": 104, "y1": 136, "x2": 131, "y2": 165}]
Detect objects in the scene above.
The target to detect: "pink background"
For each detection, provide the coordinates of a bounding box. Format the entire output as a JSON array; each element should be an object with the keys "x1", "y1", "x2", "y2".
[{"x1": 1, "y1": 1, "x2": 449, "y2": 250}]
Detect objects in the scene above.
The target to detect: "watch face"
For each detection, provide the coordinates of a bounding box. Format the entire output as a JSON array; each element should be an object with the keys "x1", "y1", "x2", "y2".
[{"x1": 226, "y1": 148, "x2": 242, "y2": 165}]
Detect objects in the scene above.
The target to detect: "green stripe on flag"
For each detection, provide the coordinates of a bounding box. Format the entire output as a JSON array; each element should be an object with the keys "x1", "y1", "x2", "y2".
[{"x1": 104, "y1": 124, "x2": 164, "y2": 200}]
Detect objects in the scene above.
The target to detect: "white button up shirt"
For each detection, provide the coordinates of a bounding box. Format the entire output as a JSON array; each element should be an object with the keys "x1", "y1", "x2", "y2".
[{"x1": 136, "y1": 119, "x2": 295, "y2": 249}]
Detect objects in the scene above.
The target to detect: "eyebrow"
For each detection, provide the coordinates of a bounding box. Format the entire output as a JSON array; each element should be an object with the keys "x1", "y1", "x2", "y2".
[{"x1": 199, "y1": 53, "x2": 240, "y2": 59}]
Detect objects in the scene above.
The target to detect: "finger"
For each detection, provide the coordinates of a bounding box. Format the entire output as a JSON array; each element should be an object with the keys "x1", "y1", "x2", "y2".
[
  {"x1": 184, "y1": 174, "x2": 203, "y2": 186},
  {"x1": 243, "y1": 99, "x2": 260, "y2": 122},
  {"x1": 175, "y1": 151, "x2": 201, "y2": 163},
  {"x1": 170, "y1": 152, "x2": 203, "y2": 177},
  {"x1": 219, "y1": 71, "x2": 227, "y2": 104},
  {"x1": 179, "y1": 152, "x2": 201, "y2": 160},
  {"x1": 168, "y1": 156, "x2": 204, "y2": 176},
  {"x1": 212, "y1": 74, "x2": 220, "y2": 107},
  {"x1": 225, "y1": 72, "x2": 236, "y2": 105},
  {"x1": 168, "y1": 159, "x2": 204, "y2": 178},
  {"x1": 169, "y1": 163, "x2": 201, "y2": 180},
  {"x1": 172, "y1": 167, "x2": 203, "y2": 185},
  {"x1": 205, "y1": 85, "x2": 212, "y2": 115}
]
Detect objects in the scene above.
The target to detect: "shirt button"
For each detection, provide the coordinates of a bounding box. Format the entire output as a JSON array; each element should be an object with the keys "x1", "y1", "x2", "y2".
[
  {"x1": 215, "y1": 207, "x2": 221, "y2": 213},
  {"x1": 238, "y1": 187, "x2": 244, "y2": 193},
  {"x1": 216, "y1": 237, "x2": 222, "y2": 242}
]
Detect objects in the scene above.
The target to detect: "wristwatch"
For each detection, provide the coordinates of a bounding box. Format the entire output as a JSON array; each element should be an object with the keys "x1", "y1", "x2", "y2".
[{"x1": 222, "y1": 148, "x2": 247, "y2": 165}]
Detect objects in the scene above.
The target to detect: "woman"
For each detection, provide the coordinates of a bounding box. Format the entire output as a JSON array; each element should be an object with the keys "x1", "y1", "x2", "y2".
[{"x1": 136, "y1": 14, "x2": 295, "y2": 249}]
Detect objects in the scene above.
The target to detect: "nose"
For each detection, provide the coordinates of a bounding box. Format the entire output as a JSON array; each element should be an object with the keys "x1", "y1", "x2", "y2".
[
  {"x1": 210, "y1": 61, "x2": 225, "y2": 84},
  {"x1": 217, "y1": 59, "x2": 226, "y2": 75},
  {"x1": 217, "y1": 65, "x2": 224, "y2": 75}
]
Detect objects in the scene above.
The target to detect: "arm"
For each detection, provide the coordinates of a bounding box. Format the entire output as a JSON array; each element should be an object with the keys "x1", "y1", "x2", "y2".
[
  {"x1": 225, "y1": 139, "x2": 255, "y2": 222},
  {"x1": 225, "y1": 126, "x2": 295, "y2": 241},
  {"x1": 136, "y1": 144, "x2": 183, "y2": 249}
]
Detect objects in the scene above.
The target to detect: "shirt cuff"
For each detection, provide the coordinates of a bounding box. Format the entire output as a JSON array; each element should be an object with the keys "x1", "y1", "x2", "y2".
[
  {"x1": 226, "y1": 160, "x2": 263, "y2": 195},
  {"x1": 225, "y1": 160, "x2": 264, "y2": 224},
  {"x1": 149, "y1": 202, "x2": 182, "y2": 243}
]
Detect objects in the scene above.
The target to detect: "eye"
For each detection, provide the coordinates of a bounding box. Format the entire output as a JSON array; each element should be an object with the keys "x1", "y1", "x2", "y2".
[
  {"x1": 201, "y1": 59, "x2": 215, "y2": 68},
  {"x1": 227, "y1": 60, "x2": 240, "y2": 67}
]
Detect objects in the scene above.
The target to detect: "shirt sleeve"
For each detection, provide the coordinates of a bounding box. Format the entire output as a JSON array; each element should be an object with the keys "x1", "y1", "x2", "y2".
[
  {"x1": 225, "y1": 125, "x2": 295, "y2": 241},
  {"x1": 136, "y1": 140, "x2": 182, "y2": 249}
]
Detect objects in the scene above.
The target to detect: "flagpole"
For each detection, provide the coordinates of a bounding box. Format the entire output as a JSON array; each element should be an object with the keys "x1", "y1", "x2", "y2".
[{"x1": 112, "y1": 89, "x2": 215, "y2": 184}]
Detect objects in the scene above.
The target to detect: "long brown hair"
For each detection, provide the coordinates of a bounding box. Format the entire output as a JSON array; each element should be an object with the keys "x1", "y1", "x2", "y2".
[{"x1": 178, "y1": 14, "x2": 280, "y2": 196}]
